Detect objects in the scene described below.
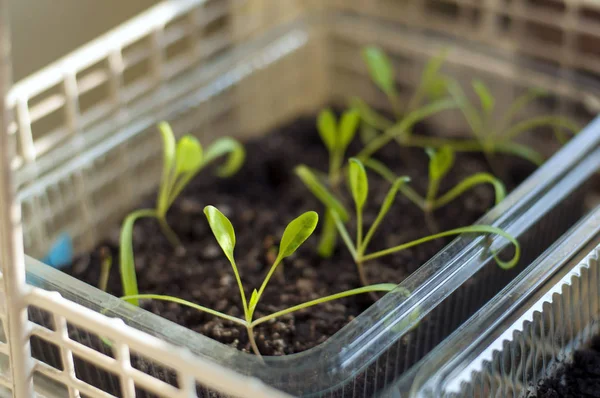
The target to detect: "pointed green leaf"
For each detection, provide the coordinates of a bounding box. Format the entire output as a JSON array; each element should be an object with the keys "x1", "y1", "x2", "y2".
[
  {"x1": 317, "y1": 109, "x2": 337, "y2": 152},
  {"x1": 348, "y1": 158, "x2": 368, "y2": 211},
  {"x1": 362, "y1": 46, "x2": 395, "y2": 96},
  {"x1": 203, "y1": 205, "x2": 236, "y2": 264},
  {"x1": 472, "y1": 79, "x2": 495, "y2": 114},
  {"x1": 427, "y1": 146, "x2": 455, "y2": 181},
  {"x1": 339, "y1": 109, "x2": 360, "y2": 149},
  {"x1": 421, "y1": 51, "x2": 449, "y2": 101},
  {"x1": 175, "y1": 135, "x2": 203, "y2": 174},
  {"x1": 295, "y1": 165, "x2": 349, "y2": 221},
  {"x1": 380, "y1": 177, "x2": 410, "y2": 218},
  {"x1": 277, "y1": 211, "x2": 318, "y2": 260},
  {"x1": 203, "y1": 137, "x2": 245, "y2": 177},
  {"x1": 249, "y1": 289, "x2": 259, "y2": 313},
  {"x1": 157, "y1": 122, "x2": 177, "y2": 212},
  {"x1": 158, "y1": 121, "x2": 176, "y2": 173}
]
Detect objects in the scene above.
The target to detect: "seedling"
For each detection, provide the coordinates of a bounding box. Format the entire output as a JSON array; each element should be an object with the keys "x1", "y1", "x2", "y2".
[
  {"x1": 354, "y1": 47, "x2": 459, "y2": 158},
  {"x1": 120, "y1": 121, "x2": 245, "y2": 304},
  {"x1": 120, "y1": 206, "x2": 397, "y2": 357},
  {"x1": 315, "y1": 108, "x2": 360, "y2": 257},
  {"x1": 363, "y1": 146, "x2": 505, "y2": 215},
  {"x1": 447, "y1": 78, "x2": 579, "y2": 166},
  {"x1": 355, "y1": 47, "x2": 579, "y2": 166},
  {"x1": 296, "y1": 159, "x2": 520, "y2": 287}
]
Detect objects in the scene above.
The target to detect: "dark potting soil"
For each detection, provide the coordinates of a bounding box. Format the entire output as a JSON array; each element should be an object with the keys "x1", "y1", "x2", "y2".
[
  {"x1": 65, "y1": 114, "x2": 534, "y2": 356},
  {"x1": 534, "y1": 336, "x2": 600, "y2": 398}
]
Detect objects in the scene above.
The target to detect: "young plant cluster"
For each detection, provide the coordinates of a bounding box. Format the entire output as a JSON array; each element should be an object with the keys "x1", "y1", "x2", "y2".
[{"x1": 101, "y1": 44, "x2": 576, "y2": 357}]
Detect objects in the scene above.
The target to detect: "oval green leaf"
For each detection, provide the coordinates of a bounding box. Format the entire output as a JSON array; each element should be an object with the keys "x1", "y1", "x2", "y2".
[
  {"x1": 318, "y1": 109, "x2": 337, "y2": 152},
  {"x1": 472, "y1": 79, "x2": 495, "y2": 114},
  {"x1": 249, "y1": 289, "x2": 259, "y2": 313},
  {"x1": 348, "y1": 158, "x2": 368, "y2": 211},
  {"x1": 277, "y1": 211, "x2": 319, "y2": 260},
  {"x1": 339, "y1": 109, "x2": 360, "y2": 150},
  {"x1": 175, "y1": 135, "x2": 203, "y2": 174},
  {"x1": 295, "y1": 165, "x2": 349, "y2": 221},
  {"x1": 203, "y1": 137, "x2": 245, "y2": 177},
  {"x1": 204, "y1": 205, "x2": 236, "y2": 263},
  {"x1": 427, "y1": 145, "x2": 455, "y2": 181},
  {"x1": 362, "y1": 46, "x2": 395, "y2": 96}
]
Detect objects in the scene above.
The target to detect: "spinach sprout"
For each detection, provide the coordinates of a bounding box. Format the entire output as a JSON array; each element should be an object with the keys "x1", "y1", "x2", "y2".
[
  {"x1": 447, "y1": 79, "x2": 579, "y2": 166},
  {"x1": 354, "y1": 47, "x2": 458, "y2": 157},
  {"x1": 363, "y1": 146, "x2": 505, "y2": 214},
  {"x1": 355, "y1": 47, "x2": 579, "y2": 165},
  {"x1": 296, "y1": 159, "x2": 520, "y2": 287},
  {"x1": 315, "y1": 108, "x2": 360, "y2": 257},
  {"x1": 120, "y1": 121, "x2": 245, "y2": 305},
  {"x1": 120, "y1": 206, "x2": 396, "y2": 357}
]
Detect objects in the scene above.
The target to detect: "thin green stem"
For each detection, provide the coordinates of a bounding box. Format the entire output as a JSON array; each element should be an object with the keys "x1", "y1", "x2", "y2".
[
  {"x1": 501, "y1": 116, "x2": 579, "y2": 142},
  {"x1": 332, "y1": 212, "x2": 358, "y2": 261},
  {"x1": 356, "y1": 209, "x2": 363, "y2": 252},
  {"x1": 350, "y1": 97, "x2": 394, "y2": 131},
  {"x1": 120, "y1": 294, "x2": 246, "y2": 326},
  {"x1": 494, "y1": 141, "x2": 545, "y2": 166},
  {"x1": 255, "y1": 257, "x2": 284, "y2": 309},
  {"x1": 250, "y1": 284, "x2": 397, "y2": 327},
  {"x1": 230, "y1": 258, "x2": 250, "y2": 322},
  {"x1": 403, "y1": 135, "x2": 485, "y2": 152},
  {"x1": 447, "y1": 80, "x2": 482, "y2": 140},
  {"x1": 363, "y1": 158, "x2": 425, "y2": 210},
  {"x1": 247, "y1": 326, "x2": 262, "y2": 358},
  {"x1": 425, "y1": 177, "x2": 440, "y2": 209},
  {"x1": 157, "y1": 215, "x2": 182, "y2": 248},
  {"x1": 362, "y1": 225, "x2": 520, "y2": 269},
  {"x1": 433, "y1": 173, "x2": 505, "y2": 210},
  {"x1": 356, "y1": 261, "x2": 371, "y2": 287},
  {"x1": 500, "y1": 89, "x2": 546, "y2": 130},
  {"x1": 357, "y1": 98, "x2": 457, "y2": 160}
]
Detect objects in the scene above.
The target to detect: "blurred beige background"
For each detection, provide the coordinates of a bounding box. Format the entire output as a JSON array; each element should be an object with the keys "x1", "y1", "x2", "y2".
[{"x1": 9, "y1": 0, "x2": 160, "y2": 81}]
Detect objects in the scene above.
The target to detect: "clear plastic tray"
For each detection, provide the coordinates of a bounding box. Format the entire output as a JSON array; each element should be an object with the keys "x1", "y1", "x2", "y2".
[
  {"x1": 405, "y1": 205, "x2": 600, "y2": 398},
  {"x1": 19, "y1": 10, "x2": 600, "y2": 398}
]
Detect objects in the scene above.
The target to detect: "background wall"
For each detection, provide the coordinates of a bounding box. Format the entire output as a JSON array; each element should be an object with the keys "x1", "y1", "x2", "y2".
[{"x1": 9, "y1": 0, "x2": 159, "y2": 81}]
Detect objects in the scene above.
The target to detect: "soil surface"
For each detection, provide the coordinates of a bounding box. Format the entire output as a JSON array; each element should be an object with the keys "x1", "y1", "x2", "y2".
[
  {"x1": 65, "y1": 114, "x2": 533, "y2": 356},
  {"x1": 534, "y1": 336, "x2": 600, "y2": 398}
]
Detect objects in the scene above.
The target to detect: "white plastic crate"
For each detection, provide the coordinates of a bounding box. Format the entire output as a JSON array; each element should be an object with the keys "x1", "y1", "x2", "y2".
[{"x1": 2, "y1": 1, "x2": 600, "y2": 397}]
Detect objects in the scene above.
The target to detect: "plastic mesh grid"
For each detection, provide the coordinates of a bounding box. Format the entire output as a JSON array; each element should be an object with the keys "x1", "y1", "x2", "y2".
[{"x1": 3, "y1": 0, "x2": 600, "y2": 397}]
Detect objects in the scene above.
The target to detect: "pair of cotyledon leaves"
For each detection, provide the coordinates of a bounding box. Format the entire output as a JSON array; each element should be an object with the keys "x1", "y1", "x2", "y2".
[{"x1": 203, "y1": 205, "x2": 319, "y2": 312}]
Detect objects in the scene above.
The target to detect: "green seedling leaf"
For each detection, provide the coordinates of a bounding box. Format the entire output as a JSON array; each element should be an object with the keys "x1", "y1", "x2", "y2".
[
  {"x1": 295, "y1": 165, "x2": 349, "y2": 221},
  {"x1": 175, "y1": 135, "x2": 203, "y2": 174},
  {"x1": 119, "y1": 209, "x2": 157, "y2": 306},
  {"x1": 249, "y1": 289, "x2": 259, "y2": 313},
  {"x1": 348, "y1": 158, "x2": 368, "y2": 211},
  {"x1": 203, "y1": 137, "x2": 245, "y2": 177},
  {"x1": 427, "y1": 77, "x2": 449, "y2": 101},
  {"x1": 472, "y1": 79, "x2": 495, "y2": 114},
  {"x1": 339, "y1": 109, "x2": 360, "y2": 149},
  {"x1": 318, "y1": 109, "x2": 337, "y2": 152},
  {"x1": 363, "y1": 46, "x2": 395, "y2": 96},
  {"x1": 361, "y1": 177, "x2": 411, "y2": 253},
  {"x1": 426, "y1": 145, "x2": 455, "y2": 181},
  {"x1": 204, "y1": 205, "x2": 236, "y2": 263},
  {"x1": 277, "y1": 211, "x2": 319, "y2": 260},
  {"x1": 157, "y1": 122, "x2": 177, "y2": 212}
]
